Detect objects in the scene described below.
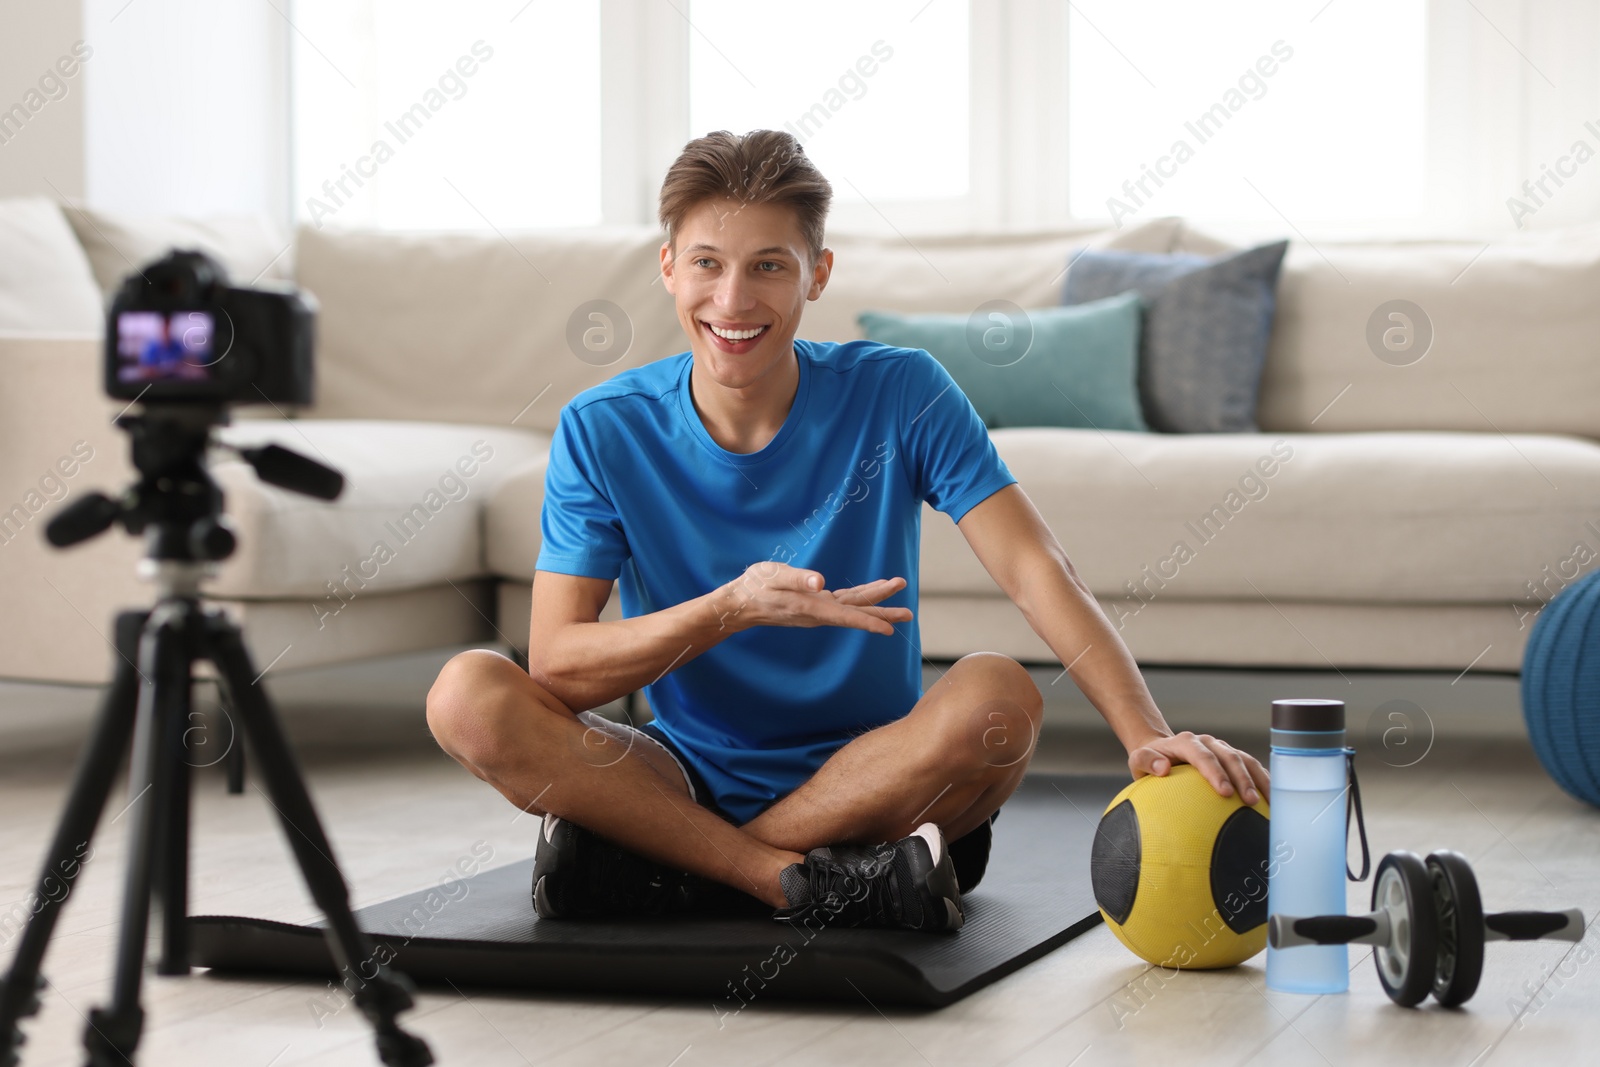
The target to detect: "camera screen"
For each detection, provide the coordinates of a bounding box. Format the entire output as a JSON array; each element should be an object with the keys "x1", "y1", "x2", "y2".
[{"x1": 115, "y1": 310, "x2": 217, "y2": 384}]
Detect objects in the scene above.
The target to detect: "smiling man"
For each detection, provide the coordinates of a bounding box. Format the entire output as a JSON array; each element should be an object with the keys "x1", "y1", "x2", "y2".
[{"x1": 425, "y1": 129, "x2": 1270, "y2": 932}]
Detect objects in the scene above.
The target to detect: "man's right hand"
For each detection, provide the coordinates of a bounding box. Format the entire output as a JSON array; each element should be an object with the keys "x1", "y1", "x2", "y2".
[{"x1": 714, "y1": 561, "x2": 912, "y2": 636}]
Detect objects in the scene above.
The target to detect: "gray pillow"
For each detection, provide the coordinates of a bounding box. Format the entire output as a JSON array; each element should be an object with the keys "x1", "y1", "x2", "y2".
[{"x1": 1061, "y1": 241, "x2": 1288, "y2": 433}]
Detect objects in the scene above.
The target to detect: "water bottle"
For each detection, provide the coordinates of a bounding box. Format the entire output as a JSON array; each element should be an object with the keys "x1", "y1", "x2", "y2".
[{"x1": 1265, "y1": 698, "x2": 1355, "y2": 994}]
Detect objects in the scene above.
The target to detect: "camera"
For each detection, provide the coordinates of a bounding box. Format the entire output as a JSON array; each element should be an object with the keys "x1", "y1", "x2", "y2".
[
  {"x1": 46, "y1": 249, "x2": 340, "y2": 563},
  {"x1": 105, "y1": 248, "x2": 315, "y2": 406}
]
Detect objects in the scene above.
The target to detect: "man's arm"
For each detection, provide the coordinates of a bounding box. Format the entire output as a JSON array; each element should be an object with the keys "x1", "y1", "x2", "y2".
[
  {"x1": 528, "y1": 566, "x2": 913, "y2": 713},
  {"x1": 954, "y1": 484, "x2": 1268, "y2": 802}
]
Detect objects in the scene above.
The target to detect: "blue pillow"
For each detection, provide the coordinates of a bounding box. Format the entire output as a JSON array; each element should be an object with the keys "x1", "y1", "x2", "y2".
[
  {"x1": 857, "y1": 292, "x2": 1146, "y2": 432},
  {"x1": 1061, "y1": 241, "x2": 1288, "y2": 433}
]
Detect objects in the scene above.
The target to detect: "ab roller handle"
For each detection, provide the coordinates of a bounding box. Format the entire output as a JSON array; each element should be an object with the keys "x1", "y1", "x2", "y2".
[
  {"x1": 1269, "y1": 913, "x2": 1389, "y2": 948},
  {"x1": 1269, "y1": 907, "x2": 1584, "y2": 948},
  {"x1": 1267, "y1": 849, "x2": 1587, "y2": 1008},
  {"x1": 1484, "y1": 910, "x2": 1586, "y2": 941}
]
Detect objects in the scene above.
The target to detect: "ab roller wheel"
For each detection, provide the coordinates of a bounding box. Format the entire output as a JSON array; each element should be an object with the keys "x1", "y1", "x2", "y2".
[
  {"x1": 1371, "y1": 852, "x2": 1438, "y2": 1007},
  {"x1": 1269, "y1": 849, "x2": 1585, "y2": 1008},
  {"x1": 1427, "y1": 849, "x2": 1485, "y2": 1007}
]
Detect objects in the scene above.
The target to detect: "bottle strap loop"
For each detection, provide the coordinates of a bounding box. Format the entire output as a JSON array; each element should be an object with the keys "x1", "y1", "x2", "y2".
[{"x1": 1345, "y1": 747, "x2": 1370, "y2": 882}]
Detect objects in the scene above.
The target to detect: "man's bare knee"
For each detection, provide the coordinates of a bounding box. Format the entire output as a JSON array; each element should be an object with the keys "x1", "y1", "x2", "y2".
[
  {"x1": 950, "y1": 652, "x2": 1042, "y2": 710},
  {"x1": 924, "y1": 653, "x2": 1043, "y2": 774},
  {"x1": 426, "y1": 648, "x2": 569, "y2": 769}
]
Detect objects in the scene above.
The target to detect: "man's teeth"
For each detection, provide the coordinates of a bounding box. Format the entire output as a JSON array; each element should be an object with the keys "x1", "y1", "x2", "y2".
[{"x1": 708, "y1": 324, "x2": 766, "y2": 341}]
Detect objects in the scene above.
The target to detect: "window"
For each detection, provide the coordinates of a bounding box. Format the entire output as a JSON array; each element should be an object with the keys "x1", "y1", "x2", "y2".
[
  {"x1": 687, "y1": 0, "x2": 970, "y2": 206},
  {"x1": 283, "y1": 1, "x2": 1578, "y2": 237},
  {"x1": 1066, "y1": 0, "x2": 1427, "y2": 226},
  {"x1": 291, "y1": 0, "x2": 602, "y2": 231}
]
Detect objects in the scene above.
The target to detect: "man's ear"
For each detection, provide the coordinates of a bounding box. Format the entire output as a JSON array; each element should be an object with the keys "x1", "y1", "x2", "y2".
[
  {"x1": 659, "y1": 240, "x2": 677, "y2": 295},
  {"x1": 807, "y1": 247, "x2": 834, "y2": 301}
]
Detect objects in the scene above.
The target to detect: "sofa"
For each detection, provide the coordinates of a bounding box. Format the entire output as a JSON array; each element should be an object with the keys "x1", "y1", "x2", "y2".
[{"x1": 4, "y1": 197, "x2": 1599, "y2": 689}]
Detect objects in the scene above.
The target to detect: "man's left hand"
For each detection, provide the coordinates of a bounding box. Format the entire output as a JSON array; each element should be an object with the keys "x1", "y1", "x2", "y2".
[{"x1": 1127, "y1": 731, "x2": 1270, "y2": 805}]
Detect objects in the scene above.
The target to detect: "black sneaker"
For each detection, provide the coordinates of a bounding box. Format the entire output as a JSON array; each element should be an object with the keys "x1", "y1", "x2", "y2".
[
  {"x1": 532, "y1": 813, "x2": 700, "y2": 918},
  {"x1": 949, "y1": 809, "x2": 999, "y2": 894},
  {"x1": 773, "y1": 822, "x2": 964, "y2": 932}
]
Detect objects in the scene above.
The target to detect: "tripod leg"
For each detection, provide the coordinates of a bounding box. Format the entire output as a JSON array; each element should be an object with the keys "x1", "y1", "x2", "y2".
[
  {"x1": 0, "y1": 611, "x2": 147, "y2": 1067},
  {"x1": 154, "y1": 613, "x2": 195, "y2": 976},
  {"x1": 83, "y1": 605, "x2": 192, "y2": 1066},
  {"x1": 223, "y1": 677, "x2": 245, "y2": 795},
  {"x1": 202, "y1": 612, "x2": 433, "y2": 1067}
]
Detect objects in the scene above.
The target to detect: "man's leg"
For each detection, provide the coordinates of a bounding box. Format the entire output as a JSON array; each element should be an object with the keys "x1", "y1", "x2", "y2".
[
  {"x1": 739, "y1": 652, "x2": 1044, "y2": 853},
  {"x1": 426, "y1": 649, "x2": 1042, "y2": 906},
  {"x1": 425, "y1": 649, "x2": 803, "y2": 908}
]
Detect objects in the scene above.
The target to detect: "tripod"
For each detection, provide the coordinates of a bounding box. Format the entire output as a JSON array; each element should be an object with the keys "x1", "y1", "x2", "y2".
[{"x1": 0, "y1": 406, "x2": 432, "y2": 1067}]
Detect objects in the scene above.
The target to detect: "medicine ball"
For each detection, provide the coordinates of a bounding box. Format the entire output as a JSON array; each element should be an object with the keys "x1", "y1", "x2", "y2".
[{"x1": 1091, "y1": 764, "x2": 1276, "y2": 969}]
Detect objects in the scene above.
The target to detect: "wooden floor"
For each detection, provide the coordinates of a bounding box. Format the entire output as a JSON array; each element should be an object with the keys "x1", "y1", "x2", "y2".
[{"x1": 2, "y1": 648, "x2": 1596, "y2": 1066}]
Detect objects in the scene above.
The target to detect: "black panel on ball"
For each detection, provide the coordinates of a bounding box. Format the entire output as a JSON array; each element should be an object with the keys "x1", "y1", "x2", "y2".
[
  {"x1": 1091, "y1": 799, "x2": 1142, "y2": 924},
  {"x1": 1211, "y1": 807, "x2": 1271, "y2": 934}
]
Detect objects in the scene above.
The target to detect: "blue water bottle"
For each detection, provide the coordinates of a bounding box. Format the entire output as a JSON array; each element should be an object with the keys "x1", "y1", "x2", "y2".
[{"x1": 1265, "y1": 698, "x2": 1368, "y2": 994}]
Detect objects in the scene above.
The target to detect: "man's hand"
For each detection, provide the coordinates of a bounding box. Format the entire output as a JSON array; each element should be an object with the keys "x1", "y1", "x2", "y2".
[
  {"x1": 715, "y1": 562, "x2": 912, "y2": 636},
  {"x1": 1127, "y1": 731, "x2": 1270, "y2": 805}
]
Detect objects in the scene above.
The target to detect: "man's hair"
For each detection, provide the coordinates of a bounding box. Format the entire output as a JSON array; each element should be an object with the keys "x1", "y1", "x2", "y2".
[{"x1": 658, "y1": 129, "x2": 832, "y2": 267}]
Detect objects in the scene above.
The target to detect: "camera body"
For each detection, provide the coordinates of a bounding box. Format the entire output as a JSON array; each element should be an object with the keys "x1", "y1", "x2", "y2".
[{"x1": 105, "y1": 249, "x2": 315, "y2": 406}]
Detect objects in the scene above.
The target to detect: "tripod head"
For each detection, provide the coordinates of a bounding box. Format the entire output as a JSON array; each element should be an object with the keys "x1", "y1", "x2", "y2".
[{"x1": 45, "y1": 402, "x2": 344, "y2": 589}]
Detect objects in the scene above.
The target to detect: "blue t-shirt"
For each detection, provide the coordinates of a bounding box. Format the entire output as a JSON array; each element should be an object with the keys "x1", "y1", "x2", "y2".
[{"x1": 535, "y1": 338, "x2": 1017, "y2": 824}]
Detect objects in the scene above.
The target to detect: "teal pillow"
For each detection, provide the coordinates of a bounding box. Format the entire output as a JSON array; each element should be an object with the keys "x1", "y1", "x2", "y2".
[{"x1": 857, "y1": 292, "x2": 1147, "y2": 431}]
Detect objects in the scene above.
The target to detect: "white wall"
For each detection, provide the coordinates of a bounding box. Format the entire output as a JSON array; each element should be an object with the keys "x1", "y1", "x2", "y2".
[
  {"x1": 81, "y1": 0, "x2": 290, "y2": 228},
  {"x1": 0, "y1": 2, "x2": 89, "y2": 199}
]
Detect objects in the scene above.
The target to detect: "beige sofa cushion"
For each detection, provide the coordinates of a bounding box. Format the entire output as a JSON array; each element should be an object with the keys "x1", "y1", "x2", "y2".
[
  {"x1": 484, "y1": 452, "x2": 550, "y2": 583},
  {"x1": 800, "y1": 217, "x2": 1184, "y2": 343},
  {"x1": 0, "y1": 198, "x2": 104, "y2": 332},
  {"x1": 915, "y1": 594, "x2": 1528, "y2": 672},
  {"x1": 293, "y1": 224, "x2": 686, "y2": 434},
  {"x1": 919, "y1": 427, "x2": 1600, "y2": 605},
  {"x1": 292, "y1": 218, "x2": 1185, "y2": 433},
  {"x1": 61, "y1": 203, "x2": 294, "y2": 300},
  {"x1": 1174, "y1": 225, "x2": 1600, "y2": 439},
  {"x1": 487, "y1": 418, "x2": 1600, "y2": 607},
  {"x1": 207, "y1": 418, "x2": 548, "y2": 600}
]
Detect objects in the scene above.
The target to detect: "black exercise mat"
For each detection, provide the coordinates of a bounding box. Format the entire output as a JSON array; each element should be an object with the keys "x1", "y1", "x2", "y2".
[{"x1": 189, "y1": 773, "x2": 1123, "y2": 1007}]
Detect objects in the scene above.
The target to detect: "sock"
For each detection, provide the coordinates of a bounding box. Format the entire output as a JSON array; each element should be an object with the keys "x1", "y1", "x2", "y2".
[{"x1": 778, "y1": 862, "x2": 812, "y2": 907}]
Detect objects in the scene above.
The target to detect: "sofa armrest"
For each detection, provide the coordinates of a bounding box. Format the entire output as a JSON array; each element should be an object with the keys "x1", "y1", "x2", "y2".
[{"x1": 0, "y1": 333, "x2": 148, "y2": 683}]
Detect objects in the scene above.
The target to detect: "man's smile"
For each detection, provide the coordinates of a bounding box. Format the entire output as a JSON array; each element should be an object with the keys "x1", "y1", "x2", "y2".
[{"x1": 702, "y1": 320, "x2": 771, "y2": 352}]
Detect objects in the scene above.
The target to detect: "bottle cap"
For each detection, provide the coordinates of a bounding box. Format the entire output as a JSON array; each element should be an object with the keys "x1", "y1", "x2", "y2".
[{"x1": 1271, "y1": 699, "x2": 1346, "y2": 750}]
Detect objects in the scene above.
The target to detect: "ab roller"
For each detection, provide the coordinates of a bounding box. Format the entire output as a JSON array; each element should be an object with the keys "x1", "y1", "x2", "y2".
[{"x1": 1269, "y1": 849, "x2": 1586, "y2": 1007}]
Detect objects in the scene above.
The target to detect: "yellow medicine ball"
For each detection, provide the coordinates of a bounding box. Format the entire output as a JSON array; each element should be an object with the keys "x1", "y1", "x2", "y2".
[{"x1": 1090, "y1": 764, "x2": 1276, "y2": 969}]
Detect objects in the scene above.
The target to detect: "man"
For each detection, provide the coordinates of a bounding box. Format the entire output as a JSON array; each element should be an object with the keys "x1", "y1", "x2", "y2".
[{"x1": 426, "y1": 129, "x2": 1269, "y2": 933}]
